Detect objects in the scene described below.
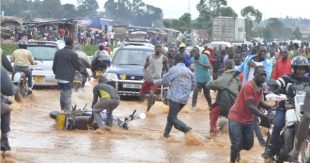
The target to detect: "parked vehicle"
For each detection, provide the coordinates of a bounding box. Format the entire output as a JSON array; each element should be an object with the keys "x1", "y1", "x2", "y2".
[
  {"x1": 212, "y1": 17, "x2": 246, "y2": 42},
  {"x1": 27, "y1": 40, "x2": 63, "y2": 86}
]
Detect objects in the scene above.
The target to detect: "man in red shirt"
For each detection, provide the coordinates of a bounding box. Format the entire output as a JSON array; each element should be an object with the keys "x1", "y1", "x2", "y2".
[
  {"x1": 272, "y1": 47, "x2": 291, "y2": 79},
  {"x1": 228, "y1": 66, "x2": 272, "y2": 163}
]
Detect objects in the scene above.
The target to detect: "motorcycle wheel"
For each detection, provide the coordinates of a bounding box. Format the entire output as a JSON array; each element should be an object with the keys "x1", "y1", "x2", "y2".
[
  {"x1": 299, "y1": 138, "x2": 310, "y2": 163},
  {"x1": 19, "y1": 80, "x2": 28, "y2": 97}
]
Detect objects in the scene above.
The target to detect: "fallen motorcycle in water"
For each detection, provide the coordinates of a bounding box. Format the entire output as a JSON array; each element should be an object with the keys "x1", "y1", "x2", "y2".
[{"x1": 49, "y1": 105, "x2": 146, "y2": 130}]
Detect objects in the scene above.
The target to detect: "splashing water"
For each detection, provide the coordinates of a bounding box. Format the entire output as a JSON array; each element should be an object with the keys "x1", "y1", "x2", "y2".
[{"x1": 185, "y1": 131, "x2": 204, "y2": 146}]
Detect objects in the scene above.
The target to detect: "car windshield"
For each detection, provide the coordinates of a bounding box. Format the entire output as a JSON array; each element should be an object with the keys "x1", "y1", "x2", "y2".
[
  {"x1": 113, "y1": 49, "x2": 153, "y2": 66},
  {"x1": 28, "y1": 46, "x2": 58, "y2": 61}
]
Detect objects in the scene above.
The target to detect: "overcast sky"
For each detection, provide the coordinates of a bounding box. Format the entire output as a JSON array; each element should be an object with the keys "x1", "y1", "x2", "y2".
[{"x1": 61, "y1": 0, "x2": 310, "y2": 20}]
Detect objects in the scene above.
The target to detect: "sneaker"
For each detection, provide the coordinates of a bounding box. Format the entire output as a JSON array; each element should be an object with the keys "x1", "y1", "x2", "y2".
[
  {"x1": 261, "y1": 147, "x2": 276, "y2": 159},
  {"x1": 163, "y1": 133, "x2": 170, "y2": 138}
]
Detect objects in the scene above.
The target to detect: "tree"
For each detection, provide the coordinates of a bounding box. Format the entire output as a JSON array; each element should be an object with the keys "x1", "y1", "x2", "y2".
[
  {"x1": 39, "y1": 0, "x2": 63, "y2": 19},
  {"x1": 217, "y1": 6, "x2": 237, "y2": 18},
  {"x1": 266, "y1": 18, "x2": 285, "y2": 39},
  {"x1": 241, "y1": 6, "x2": 263, "y2": 40},
  {"x1": 63, "y1": 4, "x2": 78, "y2": 19},
  {"x1": 262, "y1": 26, "x2": 274, "y2": 41},
  {"x1": 292, "y1": 27, "x2": 302, "y2": 40},
  {"x1": 77, "y1": 0, "x2": 99, "y2": 17},
  {"x1": 195, "y1": 0, "x2": 227, "y2": 33},
  {"x1": 163, "y1": 13, "x2": 191, "y2": 30}
]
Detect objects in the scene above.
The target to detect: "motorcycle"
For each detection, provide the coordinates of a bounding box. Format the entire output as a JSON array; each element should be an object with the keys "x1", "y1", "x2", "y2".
[
  {"x1": 49, "y1": 105, "x2": 146, "y2": 130},
  {"x1": 12, "y1": 71, "x2": 32, "y2": 97},
  {"x1": 73, "y1": 71, "x2": 83, "y2": 90},
  {"x1": 94, "y1": 69, "x2": 105, "y2": 78},
  {"x1": 264, "y1": 92, "x2": 307, "y2": 163}
]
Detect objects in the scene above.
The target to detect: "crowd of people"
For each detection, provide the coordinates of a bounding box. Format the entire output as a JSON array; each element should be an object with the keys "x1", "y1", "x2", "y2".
[{"x1": 1, "y1": 35, "x2": 310, "y2": 162}]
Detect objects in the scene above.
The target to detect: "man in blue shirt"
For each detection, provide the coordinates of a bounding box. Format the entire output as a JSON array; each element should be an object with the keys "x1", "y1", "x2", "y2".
[
  {"x1": 191, "y1": 48, "x2": 212, "y2": 109},
  {"x1": 153, "y1": 53, "x2": 195, "y2": 138},
  {"x1": 178, "y1": 43, "x2": 192, "y2": 67}
]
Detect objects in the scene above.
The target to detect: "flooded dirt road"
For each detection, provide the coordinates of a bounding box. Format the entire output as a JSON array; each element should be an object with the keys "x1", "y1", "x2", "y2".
[{"x1": 4, "y1": 81, "x2": 266, "y2": 163}]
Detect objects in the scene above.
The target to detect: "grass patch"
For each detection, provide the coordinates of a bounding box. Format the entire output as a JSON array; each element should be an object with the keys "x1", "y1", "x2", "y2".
[
  {"x1": 1, "y1": 43, "x2": 18, "y2": 55},
  {"x1": 1, "y1": 43, "x2": 110, "y2": 57},
  {"x1": 81, "y1": 45, "x2": 98, "y2": 56}
]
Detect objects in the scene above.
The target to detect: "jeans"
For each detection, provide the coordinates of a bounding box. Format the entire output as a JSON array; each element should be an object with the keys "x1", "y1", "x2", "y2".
[
  {"x1": 192, "y1": 82, "x2": 211, "y2": 107},
  {"x1": 229, "y1": 120, "x2": 254, "y2": 162},
  {"x1": 268, "y1": 107, "x2": 285, "y2": 154},
  {"x1": 1, "y1": 102, "x2": 11, "y2": 151},
  {"x1": 254, "y1": 116, "x2": 265, "y2": 145},
  {"x1": 14, "y1": 66, "x2": 33, "y2": 87},
  {"x1": 1, "y1": 102, "x2": 11, "y2": 135},
  {"x1": 164, "y1": 100, "x2": 192, "y2": 137},
  {"x1": 89, "y1": 99, "x2": 119, "y2": 128},
  {"x1": 58, "y1": 82, "x2": 73, "y2": 111}
]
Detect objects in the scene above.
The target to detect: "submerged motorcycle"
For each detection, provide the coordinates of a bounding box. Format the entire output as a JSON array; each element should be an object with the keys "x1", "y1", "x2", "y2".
[
  {"x1": 12, "y1": 71, "x2": 32, "y2": 97},
  {"x1": 49, "y1": 105, "x2": 146, "y2": 130},
  {"x1": 264, "y1": 90, "x2": 308, "y2": 162}
]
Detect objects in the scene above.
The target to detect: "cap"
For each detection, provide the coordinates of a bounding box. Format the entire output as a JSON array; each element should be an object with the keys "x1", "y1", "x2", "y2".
[
  {"x1": 203, "y1": 50, "x2": 210, "y2": 55},
  {"x1": 179, "y1": 43, "x2": 186, "y2": 48}
]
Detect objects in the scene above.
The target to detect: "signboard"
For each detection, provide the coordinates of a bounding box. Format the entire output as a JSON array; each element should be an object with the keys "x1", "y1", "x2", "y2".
[{"x1": 76, "y1": 17, "x2": 113, "y2": 29}]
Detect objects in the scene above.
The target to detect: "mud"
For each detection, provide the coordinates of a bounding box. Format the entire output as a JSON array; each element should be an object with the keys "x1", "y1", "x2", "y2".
[{"x1": 5, "y1": 82, "x2": 267, "y2": 163}]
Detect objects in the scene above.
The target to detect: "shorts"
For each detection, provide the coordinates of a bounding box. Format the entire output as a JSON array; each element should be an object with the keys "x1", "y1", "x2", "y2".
[{"x1": 140, "y1": 81, "x2": 158, "y2": 96}]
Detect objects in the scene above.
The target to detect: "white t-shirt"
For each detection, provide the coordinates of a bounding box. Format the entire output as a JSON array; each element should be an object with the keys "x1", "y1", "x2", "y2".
[
  {"x1": 110, "y1": 32, "x2": 115, "y2": 39},
  {"x1": 245, "y1": 60, "x2": 264, "y2": 85}
]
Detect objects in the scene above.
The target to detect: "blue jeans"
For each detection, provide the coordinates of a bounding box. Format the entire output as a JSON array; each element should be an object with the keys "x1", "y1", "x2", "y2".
[
  {"x1": 91, "y1": 99, "x2": 119, "y2": 128},
  {"x1": 57, "y1": 82, "x2": 73, "y2": 111},
  {"x1": 192, "y1": 82, "x2": 211, "y2": 107},
  {"x1": 254, "y1": 116, "x2": 265, "y2": 144},
  {"x1": 164, "y1": 100, "x2": 192, "y2": 137},
  {"x1": 229, "y1": 120, "x2": 254, "y2": 158},
  {"x1": 268, "y1": 107, "x2": 285, "y2": 153}
]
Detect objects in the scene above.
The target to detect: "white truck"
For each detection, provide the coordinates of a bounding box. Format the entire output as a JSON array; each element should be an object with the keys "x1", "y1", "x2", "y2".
[{"x1": 212, "y1": 17, "x2": 246, "y2": 42}]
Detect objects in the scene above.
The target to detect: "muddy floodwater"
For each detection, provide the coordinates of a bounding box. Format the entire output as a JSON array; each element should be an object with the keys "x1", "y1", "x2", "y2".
[{"x1": 4, "y1": 80, "x2": 266, "y2": 163}]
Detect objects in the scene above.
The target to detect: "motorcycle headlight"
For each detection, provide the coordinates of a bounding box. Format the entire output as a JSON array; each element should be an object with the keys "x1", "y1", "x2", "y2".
[
  {"x1": 104, "y1": 73, "x2": 118, "y2": 81},
  {"x1": 13, "y1": 72, "x2": 22, "y2": 82}
]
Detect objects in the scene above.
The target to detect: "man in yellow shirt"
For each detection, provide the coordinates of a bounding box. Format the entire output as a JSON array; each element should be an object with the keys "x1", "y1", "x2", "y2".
[{"x1": 11, "y1": 40, "x2": 36, "y2": 90}]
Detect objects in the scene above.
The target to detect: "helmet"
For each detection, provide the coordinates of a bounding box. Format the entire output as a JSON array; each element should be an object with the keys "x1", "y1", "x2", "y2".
[
  {"x1": 179, "y1": 43, "x2": 186, "y2": 48},
  {"x1": 18, "y1": 40, "x2": 27, "y2": 48},
  {"x1": 291, "y1": 56, "x2": 310, "y2": 67}
]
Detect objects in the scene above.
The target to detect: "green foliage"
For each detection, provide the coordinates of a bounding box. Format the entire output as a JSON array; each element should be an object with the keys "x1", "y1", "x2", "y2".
[
  {"x1": 262, "y1": 26, "x2": 274, "y2": 41},
  {"x1": 1, "y1": 43, "x2": 18, "y2": 55},
  {"x1": 2, "y1": 0, "x2": 98, "y2": 20},
  {"x1": 104, "y1": 0, "x2": 163, "y2": 26},
  {"x1": 292, "y1": 27, "x2": 302, "y2": 40},
  {"x1": 77, "y1": 0, "x2": 99, "y2": 17},
  {"x1": 217, "y1": 7, "x2": 238, "y2": 18},
  {"x1": 240, "y1": 6, "x2": 263, "y2": 40},
  {"x1": 81, "y1": 45, "x2": 98, "y2": 56},
  {"x1": 195, "y1": 0, "x2": 229, "y2": 34},
  {"x1": 0, "y1": 43, "x2": 98, "y2": 57}
]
